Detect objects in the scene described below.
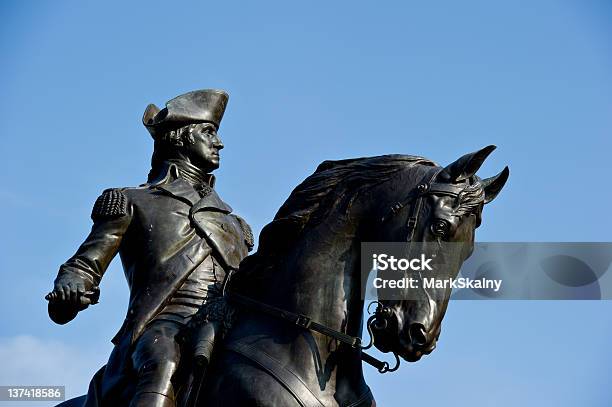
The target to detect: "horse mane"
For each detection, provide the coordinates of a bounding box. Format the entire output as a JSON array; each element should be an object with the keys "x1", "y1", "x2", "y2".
[{"x1": 235, "y1": 155, "x2": 436, "y2": 287}]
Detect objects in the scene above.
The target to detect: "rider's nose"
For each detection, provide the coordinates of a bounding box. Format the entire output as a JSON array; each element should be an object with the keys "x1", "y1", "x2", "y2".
[
  {"x1": 214, "y1": 136, "x2": 224, "y2": 150},
  {"x1": 408, "y1": 323, "x2": 428, "y2": 348}
]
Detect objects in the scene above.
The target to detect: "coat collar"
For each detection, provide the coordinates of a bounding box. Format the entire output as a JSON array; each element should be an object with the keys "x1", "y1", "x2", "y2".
[
  {"x1": 148, "y1": 161, "x2": 216, "y2": 188},
  {"x1": 151, "y1": 163, "x2": 232, "y2": 213},
  {"x1": 149, "y1": 163, "x2": 232, "y2": 213}
]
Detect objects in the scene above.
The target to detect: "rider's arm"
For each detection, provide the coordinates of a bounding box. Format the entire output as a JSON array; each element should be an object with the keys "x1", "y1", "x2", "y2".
[{"x1": 49, "y1": 188, "x2": 132, "y2": 324}]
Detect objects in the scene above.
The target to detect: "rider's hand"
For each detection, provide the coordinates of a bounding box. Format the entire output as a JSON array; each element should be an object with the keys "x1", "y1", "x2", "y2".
[
  {"x1": 47, "y1": 274, "x2": 98, "y2": 309},
  {"x1": 46, "y1": 275, "x2": 98, "y2": 325}
]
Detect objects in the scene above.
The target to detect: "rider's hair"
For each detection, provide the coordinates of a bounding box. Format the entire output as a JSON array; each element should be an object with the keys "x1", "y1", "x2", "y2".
[{"x1": 146, "y1": 124, "x2": 199, "y2": 183}]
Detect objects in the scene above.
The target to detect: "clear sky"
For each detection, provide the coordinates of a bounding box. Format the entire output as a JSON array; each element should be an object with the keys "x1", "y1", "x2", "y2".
[{"x1": 1, "y1": 1, "x2": 611, "y2": 406}]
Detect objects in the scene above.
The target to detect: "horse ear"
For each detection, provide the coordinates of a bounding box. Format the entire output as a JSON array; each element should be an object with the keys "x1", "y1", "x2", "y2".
[
  {"x1": 482, "y1": 166, "x2": 509, "y2": 204},
  {"x1": 438, "y1": 145, "x2": 497, "y2": 182}
]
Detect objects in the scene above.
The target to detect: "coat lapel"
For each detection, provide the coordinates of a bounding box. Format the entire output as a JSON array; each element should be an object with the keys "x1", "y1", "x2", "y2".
[
  {"x1": 155, "y1": 176, "x2": 241, "y2": 270},
  {"x1": 155, "y1": 178, "x2": 201, "y2": 206},
  {"x1": 191, "y1": 189, "x2": 233, "y2": 214},
  {"x1": 155, "y1": 177, "x2": 232, "y2": 214},
  {"x1": 191, "y1": 211, "x2": 248, "y2": 269}
]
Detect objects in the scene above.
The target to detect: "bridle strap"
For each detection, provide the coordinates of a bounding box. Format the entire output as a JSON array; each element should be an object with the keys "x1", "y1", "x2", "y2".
[
  {"x1": 381, "y1": 168, "x2": 469, "y2": 242},
  {"x1": 228, "y1": 292, "x2": 363, "y2": 348},
  {"x1": 382, "y1": 168, "x2": 443, "y2": 241},
  {"x1": 405, "y1": 189, "x2": 424, "y2": 242}
]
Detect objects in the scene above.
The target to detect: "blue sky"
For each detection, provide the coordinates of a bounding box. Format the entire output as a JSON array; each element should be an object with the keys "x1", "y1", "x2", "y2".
[{"x1": 1, "y1": 1, "x2": 611, "y2": 406}]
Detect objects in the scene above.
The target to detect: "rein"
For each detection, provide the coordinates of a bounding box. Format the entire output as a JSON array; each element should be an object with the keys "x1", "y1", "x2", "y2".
[{"x1": 227, "y1": 291, "x2": 399, "y2": 374}]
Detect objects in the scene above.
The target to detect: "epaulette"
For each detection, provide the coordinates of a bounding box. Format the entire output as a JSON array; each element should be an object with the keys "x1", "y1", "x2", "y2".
[
  {"x1": 91, "y1": 188, "x2": 128, "y2": 221},
  {"x1": 232, "y1": 214, "x2": 254, "y2": 251}
]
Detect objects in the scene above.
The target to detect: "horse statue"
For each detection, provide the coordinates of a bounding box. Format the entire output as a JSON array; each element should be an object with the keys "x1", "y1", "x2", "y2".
[
  {"x1": 196, "y1": 145, "x2": 509, "y2": 406},
  {"x1": 57, "y1": 145, "x2": 508, "y2": 407}
]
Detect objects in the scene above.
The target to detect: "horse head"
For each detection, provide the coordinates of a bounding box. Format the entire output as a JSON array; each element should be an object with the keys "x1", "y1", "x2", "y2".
[{"x1": 367, "y1": 145, "x2": 509, "y2": 362}]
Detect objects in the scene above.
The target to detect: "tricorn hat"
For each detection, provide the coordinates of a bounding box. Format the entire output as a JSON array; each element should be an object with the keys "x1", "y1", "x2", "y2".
[{"x1": 142, "y1": 89, "x2": 229, "y2": 138}]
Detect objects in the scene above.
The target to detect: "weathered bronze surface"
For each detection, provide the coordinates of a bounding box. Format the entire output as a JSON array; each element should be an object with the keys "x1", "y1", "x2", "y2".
[{"x1": 48, "y1": 90, "x2": 508, "y2": 407}]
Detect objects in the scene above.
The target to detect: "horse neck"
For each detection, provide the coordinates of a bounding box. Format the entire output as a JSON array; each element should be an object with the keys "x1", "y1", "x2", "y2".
[{"x1": 267, "y1": 223, "x2": 365, "y2": 339}]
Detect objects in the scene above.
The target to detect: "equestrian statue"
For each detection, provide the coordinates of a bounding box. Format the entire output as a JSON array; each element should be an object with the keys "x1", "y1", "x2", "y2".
[{"x1": 46, "y1": 89, "x2": 509, "y2": 407}]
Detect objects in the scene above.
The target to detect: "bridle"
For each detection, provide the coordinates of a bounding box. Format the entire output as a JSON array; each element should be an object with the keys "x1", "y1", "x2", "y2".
[
  {"x1": 362, "y1": 167, "x2": 470, "y2": 370},
  {"x1": 381, "y1": 167, "x2": 468, "y2": 241},
  {"x1": 226, "y1": 167, "x2": 469, "y2": 374}
]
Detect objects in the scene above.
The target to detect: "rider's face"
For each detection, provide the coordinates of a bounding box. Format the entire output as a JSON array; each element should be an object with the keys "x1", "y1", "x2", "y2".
[{"x1": 185, "y1": 122, "x2": 224, "y2": 172}]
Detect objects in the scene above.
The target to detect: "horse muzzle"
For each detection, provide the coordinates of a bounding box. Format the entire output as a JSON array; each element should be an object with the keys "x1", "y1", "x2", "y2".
[{"x1": 397, "y1": 322, "x2": 439, "y2": 362}]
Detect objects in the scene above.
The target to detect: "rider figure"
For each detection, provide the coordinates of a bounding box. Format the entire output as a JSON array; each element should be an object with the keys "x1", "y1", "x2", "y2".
[{"x1": 47, "y1": 90, "x2": 253, "y2": 407}]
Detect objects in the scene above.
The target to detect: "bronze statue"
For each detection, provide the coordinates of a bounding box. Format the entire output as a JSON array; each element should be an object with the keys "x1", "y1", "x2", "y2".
[
  {"x1": 48, "y1": 89, "x2": 509, "y2": 407},
  {"x1": 47, "y1": 90, "x2": 253, "y2": 407}
]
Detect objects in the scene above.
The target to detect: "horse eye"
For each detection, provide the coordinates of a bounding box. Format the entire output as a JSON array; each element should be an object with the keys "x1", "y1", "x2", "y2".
[{"x1": 431, "y1": 219, "x2": 450, "y2": 237}]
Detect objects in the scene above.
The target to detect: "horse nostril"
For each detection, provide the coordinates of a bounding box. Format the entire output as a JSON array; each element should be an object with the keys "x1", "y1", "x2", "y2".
[{"x1": 408, "y1": 323, "x2": 428, "y2": 348}]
